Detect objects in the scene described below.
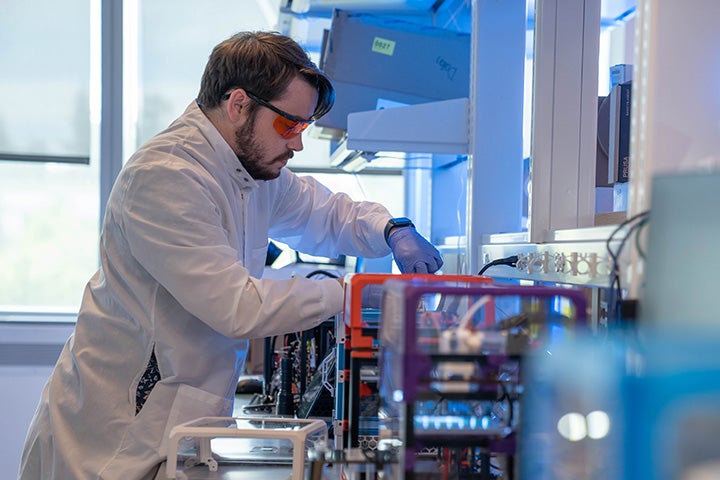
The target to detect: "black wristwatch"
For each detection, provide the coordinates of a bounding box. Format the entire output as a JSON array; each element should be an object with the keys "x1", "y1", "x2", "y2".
[{"x1": 384, "y1": 217, "x2": 415, "y2": 243}]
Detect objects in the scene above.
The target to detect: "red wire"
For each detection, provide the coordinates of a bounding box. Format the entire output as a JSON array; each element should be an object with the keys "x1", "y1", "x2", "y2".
[{"x1": 441, "y1": 447, "x2": 451, "y2": 480}]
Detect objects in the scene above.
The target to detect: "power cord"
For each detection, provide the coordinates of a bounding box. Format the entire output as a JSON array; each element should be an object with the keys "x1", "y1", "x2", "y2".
[
  {"x1": 477, "y1": 255, "x2": 519, "y2": 276},
  {"x1": 605, "y1": 210, "x2": 650, "y2": 325},
  {"x1": 305, "y1": 269, "x2": 340, "y2": 279}
]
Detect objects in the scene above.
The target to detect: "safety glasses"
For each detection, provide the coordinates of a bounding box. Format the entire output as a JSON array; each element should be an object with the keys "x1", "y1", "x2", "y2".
[{"x1": 222, "y1": 89, "x2": 314, "y2": 138}]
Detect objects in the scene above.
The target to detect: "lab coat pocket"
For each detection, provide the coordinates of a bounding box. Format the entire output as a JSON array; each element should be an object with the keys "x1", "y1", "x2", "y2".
[
  {"x1": 101, "y1": 383, "x2": 231, "y2": 479},
  {"x1": 159, "y1": 383, "x2": 232, "y2": 456}
]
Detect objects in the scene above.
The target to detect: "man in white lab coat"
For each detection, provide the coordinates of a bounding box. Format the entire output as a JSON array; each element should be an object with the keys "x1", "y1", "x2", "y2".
[{"x1": 18, "y1": 31, "x2": 442, "y2": 479}]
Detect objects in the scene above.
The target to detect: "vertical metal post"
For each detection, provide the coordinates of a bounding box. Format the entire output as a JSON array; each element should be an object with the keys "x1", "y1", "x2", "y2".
[
  {"x1": 466, "y1": 0, "x2": 526, "y2": 275},
  {"x1": 100, "y1": 0, "x2": 124, "y2": 226},
  {"x1": 529, "y1": 0, "x2": 600, "y2": 243},
  {"x1": 405, "y1": 153, "x2": 433, "y2": 240}
]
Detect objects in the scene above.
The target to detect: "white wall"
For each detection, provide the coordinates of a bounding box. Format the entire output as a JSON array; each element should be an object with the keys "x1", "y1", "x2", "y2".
[
  {"x1": 0, "y1": 322, "x2": 73, "y2": 479},
  {"x1": 0, "y1": 366, "x2": 54, "y2": 477}
]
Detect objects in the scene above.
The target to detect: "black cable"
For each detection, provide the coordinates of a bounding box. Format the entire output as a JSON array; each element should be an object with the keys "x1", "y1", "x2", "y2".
[
  {"x1": 605, "y1": 210, "x2": 649, "y2": 278},
  {"x1": 478, "y1": 255, "x2": 518, "y2": 276},
  {"x1": 605, "y1": 210, "x2": 649, "y2": 324},
  {"x1": 634, "y1": 216, "x2": 650, "y2": 260},
  {"x1": 613, "y1": 221, "x2": 645, "y2": 316},
  {"x1": 305, "y1": 269, "x2": 340, "y2": 279}
]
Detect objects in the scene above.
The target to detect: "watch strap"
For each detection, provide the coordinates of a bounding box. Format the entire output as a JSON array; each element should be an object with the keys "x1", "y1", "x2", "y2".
[{"x1": 384, "y1": 217, "x2": 414, "y2": 243}]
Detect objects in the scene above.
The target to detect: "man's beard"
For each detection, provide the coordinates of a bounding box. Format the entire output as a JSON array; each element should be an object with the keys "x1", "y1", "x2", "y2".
[{"x1": 234, "y1": 115, "x2": 293, "y2": 181}]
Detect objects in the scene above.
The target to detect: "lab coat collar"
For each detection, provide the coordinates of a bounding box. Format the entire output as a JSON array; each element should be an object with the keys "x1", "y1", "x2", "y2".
[{"x1": 186, "y1": 101, "x2": 259, "y2": 191}]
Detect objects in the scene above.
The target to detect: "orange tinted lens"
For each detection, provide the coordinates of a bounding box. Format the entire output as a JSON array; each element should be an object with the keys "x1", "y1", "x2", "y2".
[{"x1": 273, "y1": 115, "x2": 310, "y2": 138}]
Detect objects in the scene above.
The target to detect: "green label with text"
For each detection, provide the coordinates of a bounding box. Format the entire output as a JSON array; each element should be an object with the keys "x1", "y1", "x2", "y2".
[{"x1": 372, "y1": 37, "x2": 395, "y2": 56}]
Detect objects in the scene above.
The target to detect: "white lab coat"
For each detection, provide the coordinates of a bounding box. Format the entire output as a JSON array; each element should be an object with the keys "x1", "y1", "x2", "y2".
[{"x1": 18, "y1": 102, "x2": 392, "y2": 479}]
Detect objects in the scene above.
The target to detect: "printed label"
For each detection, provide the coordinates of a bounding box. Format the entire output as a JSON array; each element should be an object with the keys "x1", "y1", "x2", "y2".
[{"x1": 372, "y1": 37, "x2": 396, "y2": 56}]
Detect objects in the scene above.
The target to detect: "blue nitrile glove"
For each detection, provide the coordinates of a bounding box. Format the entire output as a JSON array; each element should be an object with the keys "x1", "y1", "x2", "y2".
[
  {"x1": 387, "y1": 227, "x2": 444, "y2": 274},
  {"x1": 361, "y1": 284, "x2": 384, "y2": 309}
]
